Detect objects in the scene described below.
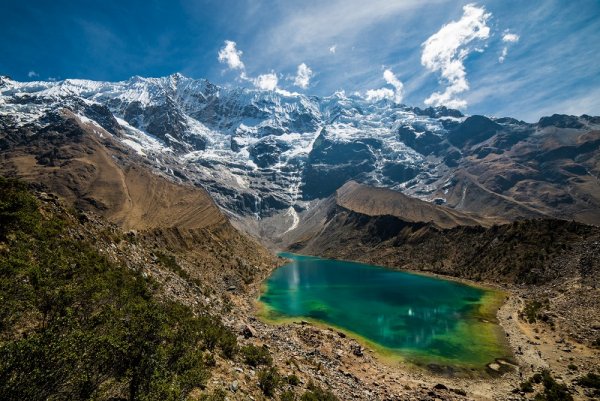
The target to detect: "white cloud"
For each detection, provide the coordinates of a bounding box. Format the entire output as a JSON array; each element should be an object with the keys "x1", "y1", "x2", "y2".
[
  {"x1": 294, "y1": 63, "x2": 313, "y2": 89},
  {"x1": 498, "y1": 47, "x2": 508, "y2": 63},
  {"x1": 28, "y1": 71, "x2": 39, "y2": 78},
  {"x1": 383, "y1": 69, "x2": 404, "y2": 103},
  {"x1": 218, "y1": 41, "x2": 282, "y2": 92},
  {"x1": 218, "y1": 40, "x2": 245, "y2": 70},
  {"x1": 329, "y1": 45, "x2": 337, "y2": 54},
  {"x1": 365, "y1": 68, "x2": 404, "y2": 103},
  {"x1": 216, "y1": 39, "x2": 302, "y2": 95},
  {"x1": 253, "y1": 73, "x2": 278, "y2": 91},
  {"x1": 365, "y1": 87, "x2": 395, "y2": 102},
  {"x1": 502, "y1": 32, "x2": 520, "y2": 43},
  {"x1": 499, "y1": 31, "x2": 520, "y2": 63},
  {"x1": 421, "y1": 4, "x2": 491, "y2": 109}
]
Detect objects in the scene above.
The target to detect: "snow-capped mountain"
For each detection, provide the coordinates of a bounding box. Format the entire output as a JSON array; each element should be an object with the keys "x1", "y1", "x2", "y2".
[{"x1": 2, "y1": 73, "x2": 600, "y2": 233}]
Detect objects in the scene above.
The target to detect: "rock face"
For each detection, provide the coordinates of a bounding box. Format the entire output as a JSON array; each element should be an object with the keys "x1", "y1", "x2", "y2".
[{"x1": 1, "y1": 74, "x2": 600, "y2": 239}]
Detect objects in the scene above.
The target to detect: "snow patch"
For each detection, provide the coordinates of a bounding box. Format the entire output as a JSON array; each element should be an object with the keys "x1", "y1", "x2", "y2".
[
  {"x1": 282, "y1": 206, "x2": 300, "y2": 234},
  {"x1": 122, "y1": 139, "x2": 146, "y2": 156}
]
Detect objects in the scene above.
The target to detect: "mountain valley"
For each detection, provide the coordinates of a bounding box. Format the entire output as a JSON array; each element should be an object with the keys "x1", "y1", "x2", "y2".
[{"x1": 1, "y1": 75, "x2": 599, "y2": 401}]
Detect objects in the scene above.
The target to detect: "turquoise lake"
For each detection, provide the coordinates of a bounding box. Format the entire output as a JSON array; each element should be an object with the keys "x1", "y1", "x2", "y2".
[{"x1": 259, "y1": 253, "x2": 510, "y2": 368}]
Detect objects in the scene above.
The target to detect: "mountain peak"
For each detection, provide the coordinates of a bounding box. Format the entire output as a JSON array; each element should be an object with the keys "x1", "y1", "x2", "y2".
[{"x1": 1, "y1": 74, "x2": 599, "y2": 226}]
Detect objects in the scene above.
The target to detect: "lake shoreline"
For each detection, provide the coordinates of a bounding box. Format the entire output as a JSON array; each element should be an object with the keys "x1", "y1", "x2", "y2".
[
  {"x1": 256, "y1": 253, "x2": 514, "y2": 375},
  {"x1": 235, "y1": 251, "x2": 598, "y2": 400}
]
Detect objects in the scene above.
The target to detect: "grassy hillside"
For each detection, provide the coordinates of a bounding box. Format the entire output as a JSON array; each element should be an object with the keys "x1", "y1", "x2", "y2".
[{"x1": 0, "y1": 177, "x2": 237, "y2": 401}]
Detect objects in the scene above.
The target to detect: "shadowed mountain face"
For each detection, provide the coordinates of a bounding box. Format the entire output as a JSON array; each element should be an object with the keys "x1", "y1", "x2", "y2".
[
  {"x1": 285, "y1": 181, "x2": 600, "y2": 287},
  {"x1": 1, "y1": 74, "x2": 600, "y2": 238}
]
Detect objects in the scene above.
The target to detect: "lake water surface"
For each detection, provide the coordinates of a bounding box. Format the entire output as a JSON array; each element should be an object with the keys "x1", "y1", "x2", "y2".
[{"x1": 259, "y1": 253, "x2": 510, "y2": 368}]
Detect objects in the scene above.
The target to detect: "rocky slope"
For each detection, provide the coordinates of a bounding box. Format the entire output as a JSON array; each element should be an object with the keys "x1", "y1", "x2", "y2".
[
  {"x1": 335, "y1": 181, "x2": 497, "y2": 228},
  {"x1": 1, "y1": 74, "x2": 599, "y2": 238},
  {"x1": 287, "y1": 181, "x2": 598, "y2": 283},
  {"x1": 0, "y1": 108, "x2": 280, "y2": 294},
  {"x1": 287, "y1": 181, "x2": 600, "y2": 347},
  {"x1": 284, "y1": 182, "x2": 600, "y2": 399},
  {"x1": 0, "y1": 172, "x2": 480, "y2": 401}
]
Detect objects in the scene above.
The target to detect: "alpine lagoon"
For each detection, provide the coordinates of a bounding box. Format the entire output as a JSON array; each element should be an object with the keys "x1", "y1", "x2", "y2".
[{"x1": 260, "y1": 254, "x2": 511, "y2": 370}]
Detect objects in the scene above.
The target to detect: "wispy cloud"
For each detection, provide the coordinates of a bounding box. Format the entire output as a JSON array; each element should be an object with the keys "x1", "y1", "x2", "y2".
[
  {"x1": 27, "y1": 70, "x2": 39, "y2": 78},
  {"x1": 383, "y1": 69, "x2": 404, "y2": 103},
  {"x1": 218, "y1": 40, "x2": 245, "y2": 70},
  {"x1": 294, "y1": 63, "x2": 313, "y2": 89},
  {"x1": 365, "y1": 68, "x2": 404, "y2": 103},
  {"x1": 206, "y1": 1, "x2": 598, "y2": 120},
  {"x1": 421, "y1": 4, "x2": 491, "y2": 109},
  {"x1": 502, "y1": 32, "x2": 520, "y2": 43},
  {"x1": 498, "y1": 31, "x2": 520, "y2": 63},
  {"x1": 259, "y1": 0, "x2": 444, "y2": 61}
]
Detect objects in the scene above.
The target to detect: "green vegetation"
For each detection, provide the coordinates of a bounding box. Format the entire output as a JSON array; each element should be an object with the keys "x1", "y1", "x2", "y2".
[
  {"x1": 532, "y1": 370, "x2": 573, "y2": 401},
  {"x1": 0, "y1": 177, "x2": 237, "y2": 401},
  {"x1": 198, "y1": 388, "x2": 227, "y2": 401},
  {"x1": 285, "y1": 374, "x2": 300, "y2": 386},
  {"x1": 241, "y1": 344, "x2": 273, "y2": 367},
  {"x1": 280, "y1": 390, "x2": 296, "y2": 401},
  {"x1": 521, "y1": 299, "x2": 549, "y2": 324},
  {"x1": 300, "y1": 381, "x2": 339, "y2": 401},
  {"x1": 258, "y1": 366, "x2": 281, "y2": 397},
  {"x1": 154, "y1": 250, "x2": 202, "y2": 287},
  {"x1": 578, "y1": 372, "x2": 600, "y2": 396},
  {"x1": 518, "y1": 370, "x2": 574, "y2": 401},
  {"x1": 519, "y1": 380, "x2": 534, "y2": 393}
]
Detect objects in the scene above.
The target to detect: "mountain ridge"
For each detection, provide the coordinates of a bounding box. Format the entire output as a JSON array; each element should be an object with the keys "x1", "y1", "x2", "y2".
[{"x1": 2, "y1": 74, "x2": 600, "y2": 238}]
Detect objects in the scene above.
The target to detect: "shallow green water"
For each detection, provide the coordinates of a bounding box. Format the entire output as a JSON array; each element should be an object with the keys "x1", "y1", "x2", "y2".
[{"x1": 259, "y1": 253, "x2": 510, "y2": 368}]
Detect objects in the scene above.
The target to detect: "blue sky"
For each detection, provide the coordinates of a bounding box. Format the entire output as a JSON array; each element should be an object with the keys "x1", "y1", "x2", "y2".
[{"x1": 1, "y1": 0, "x2": 599, "y2": 122}]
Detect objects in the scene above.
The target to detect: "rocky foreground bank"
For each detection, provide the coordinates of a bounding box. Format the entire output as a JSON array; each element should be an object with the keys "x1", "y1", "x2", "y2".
[{"x1": 1, "y1": 180, "x2": 598, "y2": 400}]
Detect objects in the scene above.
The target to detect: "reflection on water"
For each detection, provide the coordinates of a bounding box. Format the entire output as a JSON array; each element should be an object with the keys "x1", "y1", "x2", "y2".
[{"x1": 260, "y1": 253, "x2": 508, "y2": 366}]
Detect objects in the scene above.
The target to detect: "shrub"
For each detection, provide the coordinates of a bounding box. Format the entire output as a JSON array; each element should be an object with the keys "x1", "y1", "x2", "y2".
[
  {"x1": 241, "y1": 344, "x2": 272, "y2": 367},
  {"x1": 286, "y1": 374, "x2": 300, "y2": 386},
  {"x1": 258, "y1": 366, "x2": 281, "y2": 397},
  {"x1": 531, "y1": 369, "x2": 573, "y2": 401},
  {"x1": 199, "y1": 388, "x2": 227, "y2": 401},
  {"x1": 219, "y1": 330, "x2": 238, "y2": 359},
  {"x1": 521, "y1": 299, "x2": 548, "y2": 323},
  {"x1": 578, "y1": 372, "x2": 600, "y2": 389},
  {"x1": 300, "y1": 381, "x2": 339, "y2": 401},
  {"x1": 281, "y1": 390, "x2": 296, "y2": 401},
  {"x1": 520, "y1": 380, "x2": 534, "y2": 393}
]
